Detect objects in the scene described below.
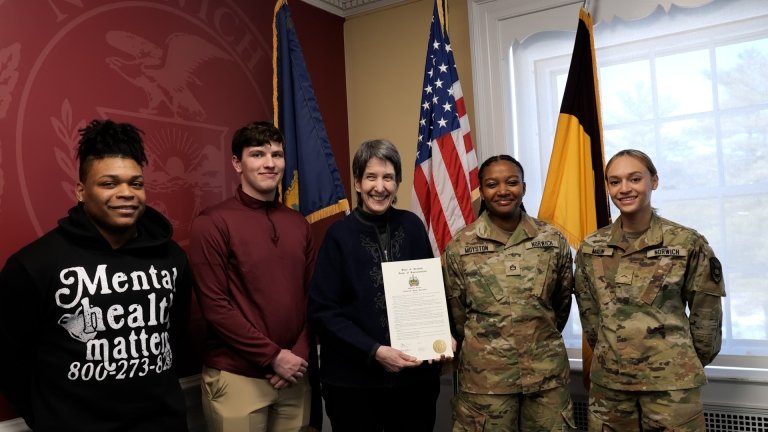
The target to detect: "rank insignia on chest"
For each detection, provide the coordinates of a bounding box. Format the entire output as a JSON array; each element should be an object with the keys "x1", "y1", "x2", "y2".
[
  {"x1": 615, "y1": 269, "x2": 633, "y2": 285},
  {"x1": 647, "y1": 247, "x2": 688, "y2": 258},
  {"x1": 505, "y1": 258, "x2": 522, "y2": 276},
  {"x1": 462, "y1": 244, "x2": 491, "y2": 255}
]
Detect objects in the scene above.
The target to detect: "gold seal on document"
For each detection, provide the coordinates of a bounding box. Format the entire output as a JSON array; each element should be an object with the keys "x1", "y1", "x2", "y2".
[{"x1": 432, "y1": 339, "x2": 447, "y2": 354}]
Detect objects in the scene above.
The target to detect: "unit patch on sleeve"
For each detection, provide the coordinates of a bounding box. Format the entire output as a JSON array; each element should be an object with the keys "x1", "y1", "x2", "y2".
[{"x1": 710, "y1": 257, "x2": 723, "y2": 283}]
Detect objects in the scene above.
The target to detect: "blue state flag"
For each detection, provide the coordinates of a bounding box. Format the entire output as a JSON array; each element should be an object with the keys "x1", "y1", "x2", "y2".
[{"x1": 273, "y1": 0, "x2": 349, "y2": 223}]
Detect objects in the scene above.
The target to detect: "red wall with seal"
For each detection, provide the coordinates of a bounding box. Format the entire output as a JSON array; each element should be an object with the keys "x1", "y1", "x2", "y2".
[{"x1": 0, "y1": 0, "x2": 349, "y2": 422}]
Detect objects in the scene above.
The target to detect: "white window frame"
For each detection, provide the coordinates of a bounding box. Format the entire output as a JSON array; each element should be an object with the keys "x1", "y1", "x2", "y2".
[{"x1": 468, "y1": 0, "x2": 768, "y2": 382}]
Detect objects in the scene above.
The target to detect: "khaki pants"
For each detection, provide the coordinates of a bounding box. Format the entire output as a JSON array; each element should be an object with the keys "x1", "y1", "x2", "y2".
[{"x1": 201, "y1": 366, "x2": 310, "y2": 432}]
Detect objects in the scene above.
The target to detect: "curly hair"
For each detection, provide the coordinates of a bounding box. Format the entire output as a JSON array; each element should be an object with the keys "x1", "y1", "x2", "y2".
[{"x1": 76, "y1": 119, "x2": 147, "y2": 181}]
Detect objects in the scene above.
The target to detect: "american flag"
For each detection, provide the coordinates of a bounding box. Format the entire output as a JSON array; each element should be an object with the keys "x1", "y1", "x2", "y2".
[{"x1": 411, "y1": 0, "x2": 479, "y2": 257}]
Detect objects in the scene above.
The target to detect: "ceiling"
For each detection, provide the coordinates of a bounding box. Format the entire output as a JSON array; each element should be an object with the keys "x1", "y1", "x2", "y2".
[{"x1": 301, "y1": 0, "x2": 407, "y2": 18}]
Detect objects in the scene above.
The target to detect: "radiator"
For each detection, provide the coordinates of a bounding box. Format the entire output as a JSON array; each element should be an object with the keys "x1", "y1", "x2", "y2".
[
  {"x1": 705, "y1": 405, "x2": 768, "y2": 432},
  {"x1": 574, "y1": 398, "x2": 589, "y2": 431},
  {"x1": 573, "y1": 398, "x2": 768, "y2": 432}
]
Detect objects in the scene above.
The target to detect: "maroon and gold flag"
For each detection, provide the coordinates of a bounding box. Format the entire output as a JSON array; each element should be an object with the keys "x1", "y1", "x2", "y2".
[{"x1": 537, "y1": 7, "x2": 611, "y2": 389}]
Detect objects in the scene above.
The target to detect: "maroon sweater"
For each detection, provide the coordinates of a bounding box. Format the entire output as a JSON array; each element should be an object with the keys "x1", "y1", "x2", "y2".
[{"x1": 189, "y1": 186, "x2": 315, "y2": 377}]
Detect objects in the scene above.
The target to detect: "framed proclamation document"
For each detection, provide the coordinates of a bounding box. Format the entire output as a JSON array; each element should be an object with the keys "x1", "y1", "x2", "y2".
[{"x1": 381, "y1": 257, "x2": 453, "y2": 361}]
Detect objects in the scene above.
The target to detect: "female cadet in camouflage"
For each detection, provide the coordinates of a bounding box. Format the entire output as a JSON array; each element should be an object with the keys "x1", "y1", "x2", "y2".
[
  {"x1": 574, "y1": 149, "x2": 725, "y2": 431},
  {"x1": 443, "y1": 155, "x2": 576, "y2": 431}
]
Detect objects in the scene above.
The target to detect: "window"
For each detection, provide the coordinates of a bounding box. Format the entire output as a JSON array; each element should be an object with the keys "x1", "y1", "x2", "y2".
[{"x1": 471, "y1": 0, "x2": 768, "y2": 373}]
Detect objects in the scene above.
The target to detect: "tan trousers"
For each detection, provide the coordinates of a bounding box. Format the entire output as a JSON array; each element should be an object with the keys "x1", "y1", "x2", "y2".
[{"x1": 201, "y1": 366, "x2": 310, "y2": 432}]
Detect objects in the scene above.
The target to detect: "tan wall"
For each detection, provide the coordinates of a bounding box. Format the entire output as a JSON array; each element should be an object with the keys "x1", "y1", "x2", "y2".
[{"x1": 344, "y1": 0, "x2": 475, "y2": 210}]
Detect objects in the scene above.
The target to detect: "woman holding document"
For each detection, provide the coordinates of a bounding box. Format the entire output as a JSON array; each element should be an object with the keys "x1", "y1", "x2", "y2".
[
  {"x1": 443, "y1": 155, "x2": 576, "y2": 431},
  {"x1": 308, "y1": 139, "x2": 443, "y2": 432}
]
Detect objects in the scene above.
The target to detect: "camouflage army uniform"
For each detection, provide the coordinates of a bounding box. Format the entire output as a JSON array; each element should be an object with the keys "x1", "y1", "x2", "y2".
[
  {"x1": 574, "y1": 213, "x2": 725, "y2": 431},
  {"x1": 444, "y1": 212, "x2": 575, "y2": 431}
]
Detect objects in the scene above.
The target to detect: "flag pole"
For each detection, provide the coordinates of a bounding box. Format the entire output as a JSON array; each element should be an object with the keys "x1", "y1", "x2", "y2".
[{"x1": 440, "y1": 0, "x2": 448, "y2": 33}]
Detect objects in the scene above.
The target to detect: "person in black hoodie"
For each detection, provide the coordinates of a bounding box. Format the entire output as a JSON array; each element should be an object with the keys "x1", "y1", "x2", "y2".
[{"x1": 0, "y1": 119, "x2": 192, "y2": 431}]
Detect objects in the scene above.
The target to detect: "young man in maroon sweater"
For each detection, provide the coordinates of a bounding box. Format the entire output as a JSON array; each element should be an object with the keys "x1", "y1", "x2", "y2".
[{"x1": 188, "y1": 121, "x2": 317, "y2": 432}]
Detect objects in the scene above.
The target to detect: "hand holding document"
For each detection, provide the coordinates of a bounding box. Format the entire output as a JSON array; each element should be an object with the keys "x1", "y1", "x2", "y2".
[{"x1": 381, "y1": 257, "x2": 453, "y2": 361}]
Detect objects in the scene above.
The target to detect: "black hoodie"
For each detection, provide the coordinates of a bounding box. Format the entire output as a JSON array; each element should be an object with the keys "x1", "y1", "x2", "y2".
[{"x1": 0, "y1": 204, "x2": 191, "y2": 431}]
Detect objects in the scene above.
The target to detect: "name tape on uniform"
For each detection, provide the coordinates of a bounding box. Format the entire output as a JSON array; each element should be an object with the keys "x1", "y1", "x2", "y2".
[
  {"x1": 525, "y1": 240, "x2": 555, "y2": 249},
  {"x1": 583, "y1": 246, "x2": 614, "y2": 256},
  {"x1": 461, "y1": 244, "x2": 491, "y2": 255},
  {"x1": 646, "y1": 247, "x2": 688, "y2": 258}
]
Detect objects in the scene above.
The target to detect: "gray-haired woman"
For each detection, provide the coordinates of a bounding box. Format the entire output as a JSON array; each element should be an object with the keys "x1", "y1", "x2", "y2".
[{"x1": 308, "y1": 139, "x2": 445, "y2": 432}]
